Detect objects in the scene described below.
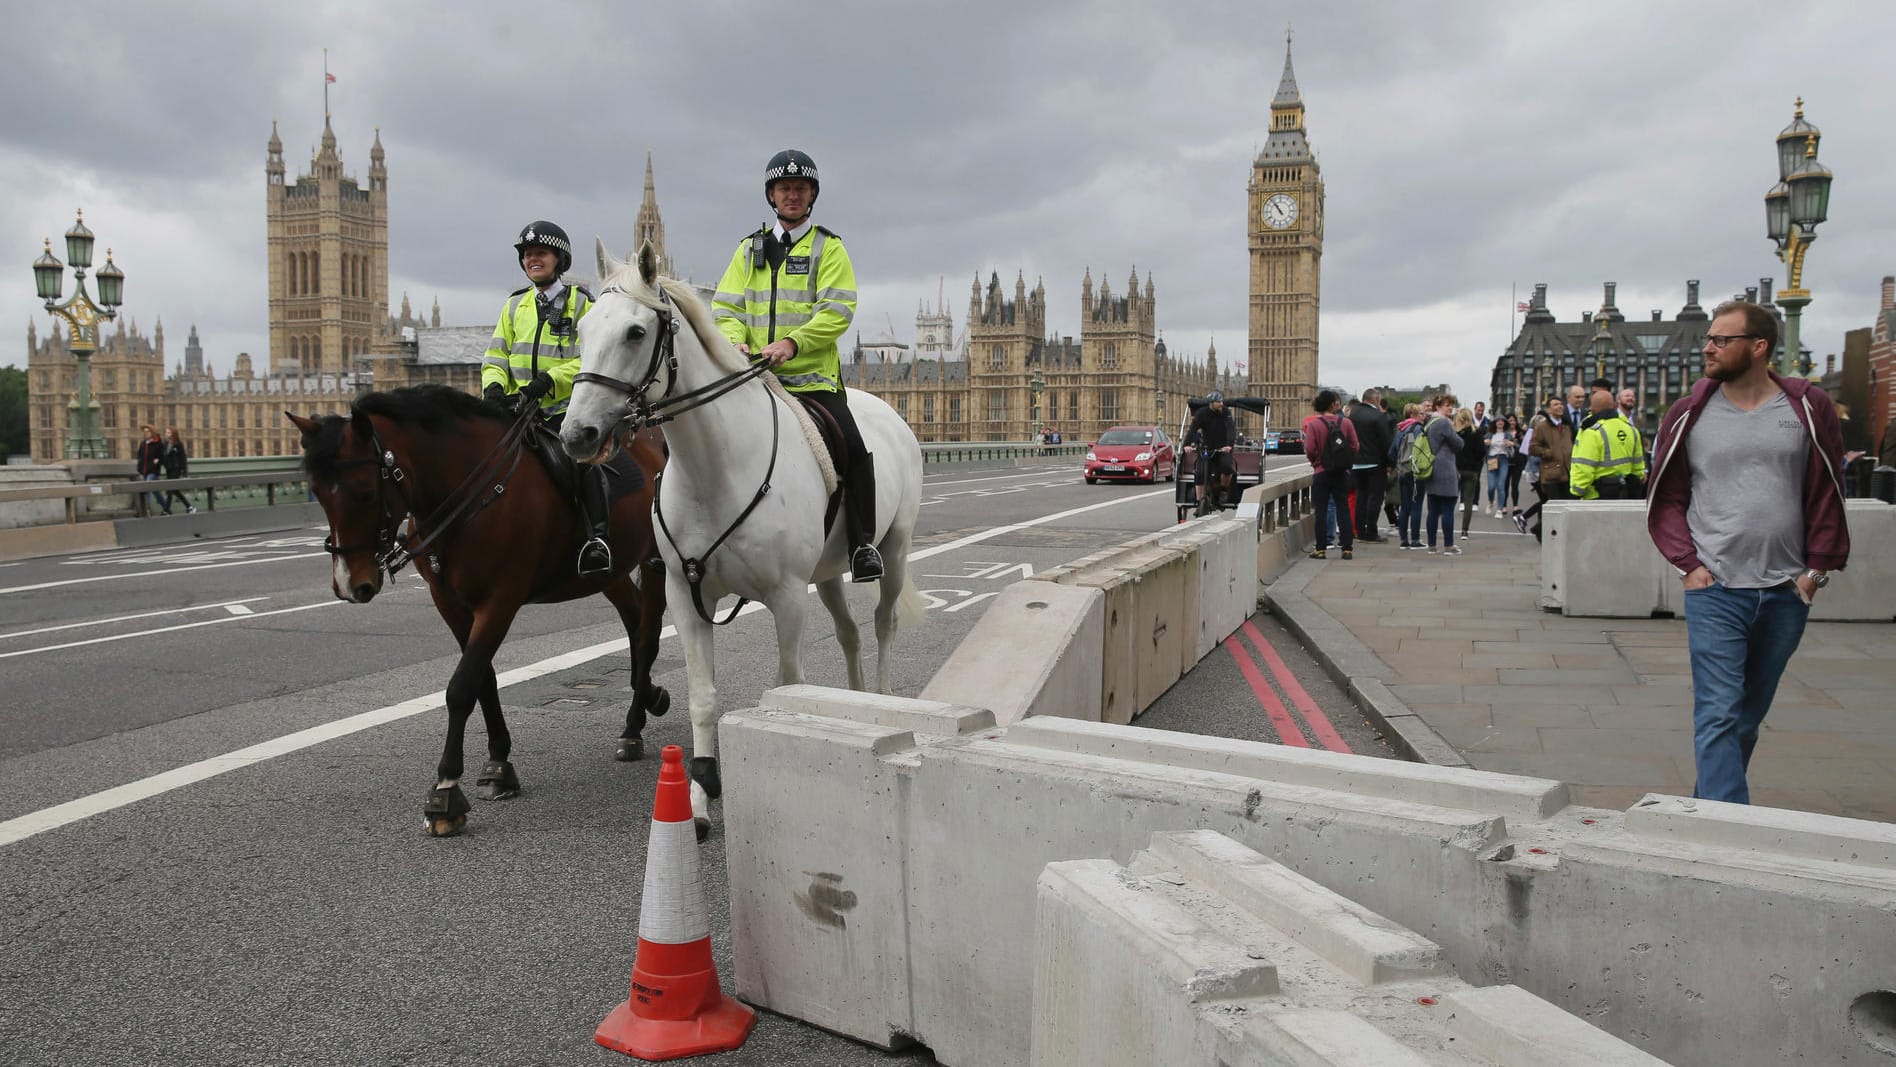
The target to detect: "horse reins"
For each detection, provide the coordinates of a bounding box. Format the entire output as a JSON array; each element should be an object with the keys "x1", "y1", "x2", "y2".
[{"x1": 571, "y1": 285, "x2": 783, "y2": 626}]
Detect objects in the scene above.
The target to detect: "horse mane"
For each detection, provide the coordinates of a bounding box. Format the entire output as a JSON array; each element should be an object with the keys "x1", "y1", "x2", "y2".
[
  {"x1": 600, "y1": 257, "x2": 749, "y2": 376},
  {"x1": 299, "y1": 384, "x2": 505, "y2": 481}
]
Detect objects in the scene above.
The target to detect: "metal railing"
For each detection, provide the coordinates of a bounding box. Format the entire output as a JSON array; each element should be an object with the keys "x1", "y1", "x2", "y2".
[
  {"x1": 920, "y1": 443, "x2": 1086, "y2": 465},
  {"x1": 0, "y1": 468, "x2": 310, "y2": 524}
]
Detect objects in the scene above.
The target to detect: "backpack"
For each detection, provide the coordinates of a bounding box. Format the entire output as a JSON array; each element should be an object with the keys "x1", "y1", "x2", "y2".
[
  {"x1": 1319, "y1": 415, "x2": 1353, "y2": 472},
  {"x1": 1407, "y1": 418, "x2": 1437, "y2": 480}
]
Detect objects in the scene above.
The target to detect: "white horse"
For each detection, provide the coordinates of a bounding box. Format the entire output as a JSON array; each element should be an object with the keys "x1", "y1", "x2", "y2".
[{"x1": 561, "y1": 240, "x2": 924, "y2": 832}]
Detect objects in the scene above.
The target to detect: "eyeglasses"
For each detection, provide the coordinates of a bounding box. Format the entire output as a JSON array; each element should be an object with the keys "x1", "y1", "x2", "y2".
[{"x1": 1705, "y1": 334, "x2": 1759, "y2": 348}]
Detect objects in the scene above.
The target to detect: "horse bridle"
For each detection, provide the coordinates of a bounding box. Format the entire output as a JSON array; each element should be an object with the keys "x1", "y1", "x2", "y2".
[
  {"x1": 569, "y1": 284, "x2": 785, "y2": 627},
  {"x1": 321, "y1": 408, "x2": 532, "y2": 580}
]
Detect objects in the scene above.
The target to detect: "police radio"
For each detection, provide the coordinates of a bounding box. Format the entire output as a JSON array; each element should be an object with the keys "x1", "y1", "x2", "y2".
[{"x1": 750, "y1": 230, "x2": 768, "y2": 270}]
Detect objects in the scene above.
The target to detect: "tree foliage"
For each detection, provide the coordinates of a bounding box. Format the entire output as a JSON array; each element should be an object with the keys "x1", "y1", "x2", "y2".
[{"x1": 0, "y1": 366, "x2": 26, "y2": 462}]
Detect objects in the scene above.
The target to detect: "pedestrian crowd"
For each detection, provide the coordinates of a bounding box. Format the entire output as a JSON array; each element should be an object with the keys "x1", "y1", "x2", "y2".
[
  {"x1": 1300, "y1": 382, "x2": 1650, "y2": 559},
  {"x1": 135, "y1": 424, "x2": 198, "y2": 516}
]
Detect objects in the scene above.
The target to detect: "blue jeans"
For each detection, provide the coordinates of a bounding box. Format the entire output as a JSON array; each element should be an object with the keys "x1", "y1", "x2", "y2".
[
  {"x1": 1485, "y1": 464, "x2": 1507, "y2": 508},
  {"x1": 1311, "y1": 468, "x2": 1352, "y2": 550},
  {"x1": 1425, "y1": 493, "x2": 1456, "y2": 547},
  {"x1": 1396, "y1": 475, "x2": 1422, "y2": 543},
  {"x1": 141, "y1": 472, "x2": 164, "y2": 515},
  {"x1": 1684, "y1": 581, "x2": 1810, "y2": 804}
]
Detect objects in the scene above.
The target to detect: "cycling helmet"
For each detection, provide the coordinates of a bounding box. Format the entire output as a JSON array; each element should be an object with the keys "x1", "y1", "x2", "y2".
[
  {"x1": 514, "y1": 221, "x2": 572, "y2": 275},
  {"x1": 763, "y1": 149, "x2": 820, "y2": 211},
  {"x1": 1207, "y1": 391, "x2": 1224, "y2": 402}
]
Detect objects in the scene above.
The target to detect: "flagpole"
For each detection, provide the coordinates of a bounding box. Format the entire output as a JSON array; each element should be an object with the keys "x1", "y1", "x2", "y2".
[{"x1": 323, "y1": 48, "x2": 330, "y2": 116}]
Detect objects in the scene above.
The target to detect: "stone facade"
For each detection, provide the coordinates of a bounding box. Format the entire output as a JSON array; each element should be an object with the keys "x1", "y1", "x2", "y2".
[
  {"x1": 265, "y1": 117, "x2": 389, "y2": 378},
  {"x1": 843, "y1": 270, "x2": 1237, "y2": 444},
  {"x1": 1247, "y1": 36, "x2": 1324, "y2": 416},
  {"x1": 1868, "y1": 276, "x2": 1895, "y2": 459}
]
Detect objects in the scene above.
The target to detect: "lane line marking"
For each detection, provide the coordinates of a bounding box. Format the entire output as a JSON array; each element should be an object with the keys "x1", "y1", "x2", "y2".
[
  {"x1": 0, "y1": 553, "x2": 326, "y2": 596},
  {"x1": 0, "y1": 601, "x2": 340, "y2": 661},
  {"x1": 0, "y1": 488, "x2": 1170, "y2": 847},
  {"x1": 1223, "y1": 636, "x2": 1309, "y2": 748},
  {"x1": 0, "y1": 597, "x2": 273, "y2": 641},
  {"x1": 1242, "y1": 620, "x2": 1351, "y2": 753}
]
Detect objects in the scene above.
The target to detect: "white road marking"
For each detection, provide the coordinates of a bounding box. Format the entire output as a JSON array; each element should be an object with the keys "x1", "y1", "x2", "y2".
[
  {"x1": 0, "y1": 487, "x2": 1169, "y2": 847},
  {"x1": 0, "y1": 597, "x2": 273, "y2": 641},
  {"x1": 0, "y1": 553, "x2": 326, "y2": 596},
  {"x1": 0, "y1": 600, "x2": 339, "y2": 660},
  {"x1": 923, "y1": 468, "x2": 1078, "y2": 488}
]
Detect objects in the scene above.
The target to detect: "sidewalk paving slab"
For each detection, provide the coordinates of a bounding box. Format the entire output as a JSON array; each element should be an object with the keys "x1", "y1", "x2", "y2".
[{"x1": 1264, "y1": 510, "x2": 1896, "y2": 823}]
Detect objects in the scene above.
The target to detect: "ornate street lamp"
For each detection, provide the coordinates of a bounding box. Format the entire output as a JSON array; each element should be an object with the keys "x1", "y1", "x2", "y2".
[
  {"x1": 31, "y1": 209, "x2": 124, "y2": 459},
  {"x1": 1766, "y1": 98, "x2": 1834, "y2": 377},
  {"x1": 1029, "y1": 366, "x2": 1045, "y2": 444},
  {"x1": 1592, "y1": 310, "x2": 1613, "y2": 383}
]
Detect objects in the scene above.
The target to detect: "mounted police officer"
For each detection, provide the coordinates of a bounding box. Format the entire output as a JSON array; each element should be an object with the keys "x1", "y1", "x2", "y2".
[
  {"x1": 712, "y1": 149, "x2": 881, "y2": 582},
  {"x1": 482, "y1": 221, "x2": 615, "y2": 576}
]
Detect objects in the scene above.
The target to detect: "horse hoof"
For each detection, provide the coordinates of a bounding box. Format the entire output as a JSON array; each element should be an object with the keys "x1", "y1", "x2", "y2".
[
  {"x1": 647, "y1": 687, "x2": 671, "y2": 718},
  {"x1": 690, "y1": 778, "x2": 711, "y2": 841},
  {"x1": 689, "y1": 756, "x2": 722, "y2": 800},
  {"x1": 695, "y1": 816, "x2": 710, "y2": 842},
  {"x1": 423, "y1": 783, "x2": 471, "y2": 836},
  {"x1": 614, "y1": 736, "x2": 644, "y2": 762},
  {"x1": 475, "y1": 759, "x2": 521, "y2": 801}
]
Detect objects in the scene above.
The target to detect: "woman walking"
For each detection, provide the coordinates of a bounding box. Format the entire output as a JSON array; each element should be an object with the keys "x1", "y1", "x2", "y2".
[
  {"x1": 160, "y1": 427, "x2": 197, "y2": 515},
  {"x1": 1484, "y1": 419, "x2": 1512, "y2": 516},
  {"x1": 1504, "y1": 415, "x2": 1528, "y2": 515},
  {"x1": 1424, "y1": 397, "x2": 1465, "y2": 555},
  {"x1": 1454, "y1": 408, "x2": 1483, "y2": 539}
]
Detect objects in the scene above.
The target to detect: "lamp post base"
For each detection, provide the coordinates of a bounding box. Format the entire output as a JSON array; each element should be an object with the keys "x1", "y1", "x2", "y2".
[{"x1": 1775, "y1": 291, "x2": 1810, "y2": 378}]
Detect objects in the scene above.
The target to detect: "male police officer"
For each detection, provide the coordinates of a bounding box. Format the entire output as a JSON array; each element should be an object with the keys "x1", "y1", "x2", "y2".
[
  {"x1": 1570, "y1": 385, "x2": 1647, "y2": 500},
  {"x1": 481, "y1": 221, "x2": 615, "y2": 576},
  {"x1": 713, "y1": 149, "x2": 880, "y2": 581}
]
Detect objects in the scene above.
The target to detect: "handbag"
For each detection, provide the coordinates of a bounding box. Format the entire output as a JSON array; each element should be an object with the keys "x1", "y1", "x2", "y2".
[{"x1": 1486, "y1": 456, "x2": 1500, "y2": 471}]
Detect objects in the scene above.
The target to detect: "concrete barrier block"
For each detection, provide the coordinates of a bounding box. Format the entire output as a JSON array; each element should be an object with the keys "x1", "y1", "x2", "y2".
[
  {"x1": 1625, "y1": 792, "x2": 1896, "y2": 869},
  {"x1": 0, "y1": 519, "x2": 117, "y2": 562},
  {"x1": 1209, "y1": 516, "x2": 1259, "y2": 634},
  {"x1": 1067, "y1": 549, "x2": 1190, "y2": 725},
  {"x1": 760, "y1": 684, "x2": 995, "y2": 737},
  {"x1": 1435, "y1": 985, "x2": 1669, "y2": 1066},
  {"x1": 1159, "y1": 526, "x2": 1220, "y2": 665},
  {"x1": 1539, "y1": 502, "x2": 1569, "y2": 610},
  {"x1": 1137, "y1": 830, "x2": 1449, "y2": 986},
  {"x1": 1556, "y1": 502, "x2": 1670, "y2": 617},
  {"x1": 1233, "y1": 1010, "x2": 1436, "y2": 1066},
  {"x1": 1817, "y1": 500, "x2": 1896, "y2": 621},
  {"x1": 920, "y1": 579, "x2": 1104, "y2": 725},
  {"x1": 1004, "y1": 716, "x2": 1569, "y2": 820},
  {"x1": 720, "y1": 708, "x2": 918, "y2": 1048},
  {"x1": 1032, "y1": 858, "x2": 1277, "y2": 1067}
]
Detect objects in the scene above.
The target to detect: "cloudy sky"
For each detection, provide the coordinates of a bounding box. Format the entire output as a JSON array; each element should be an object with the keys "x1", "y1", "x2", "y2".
[{"x1": 7, "y1": 0, "x2": 1893, "y2": 407}]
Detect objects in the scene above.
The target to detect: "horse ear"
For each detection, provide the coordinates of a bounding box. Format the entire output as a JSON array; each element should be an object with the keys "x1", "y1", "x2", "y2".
[
  {"x1": 286, "y1": 411, "x2": 318, "y2": 438},
  {"x1": 595, "y1": 235, "x2": 612, "y2": 282},
  {"x1": 351, "y1": 405, "x2": 374, "y2": 443},
  {"x1": 637, "y1": 239, "x2": 660, "y2": 287}
]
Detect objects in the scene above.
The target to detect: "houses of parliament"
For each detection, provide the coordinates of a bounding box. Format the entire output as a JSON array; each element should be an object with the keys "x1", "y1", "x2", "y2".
[{"x1": 25, "y1": 43, "x2": 1324, "y2": 460}]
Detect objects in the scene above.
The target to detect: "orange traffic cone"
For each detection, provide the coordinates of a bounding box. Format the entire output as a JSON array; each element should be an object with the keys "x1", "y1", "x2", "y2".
[{"x1": 595, "y1": 744, "x2": 755, "y2": 1060}]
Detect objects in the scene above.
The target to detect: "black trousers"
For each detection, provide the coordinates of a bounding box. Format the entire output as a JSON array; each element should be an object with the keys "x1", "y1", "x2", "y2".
[
  {"x1": 1312, "y1": 467, "x2": 1353, "y2": 549},
  {"x1": 1353, "y1": 466, "x2": 1387, "y2": 536},
  {"x1": 796, "y1": 387, "x2": 870, "y2": 474}
]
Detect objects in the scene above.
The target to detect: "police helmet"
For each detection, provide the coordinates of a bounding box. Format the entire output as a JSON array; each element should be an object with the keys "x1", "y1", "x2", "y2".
[
  {"x1": 514, "y1": 220, "x2": 572, "y2": 275},
  {"x1": 763, "y1": 149, "x2": 820, "y2": 210},
  {"x1": 1207, "y1": 391, "x2": 1224, "y2": 402}
]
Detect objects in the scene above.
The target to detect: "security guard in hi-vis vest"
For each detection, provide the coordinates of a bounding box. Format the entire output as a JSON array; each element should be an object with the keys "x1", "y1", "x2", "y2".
[
  {"x1": 1571, "y1": 386, "x2": 1648, "y2": 500},
  {"x1": 482, "y1": 221, "x2": 618, "y2": 576},
  {"x1": 713, "y1": 149, "x2": 881, "y2": 581}
]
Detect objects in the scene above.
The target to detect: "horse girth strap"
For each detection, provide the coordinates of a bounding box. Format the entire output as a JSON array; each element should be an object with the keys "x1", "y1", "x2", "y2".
[{"x1": 653, "y1": 385, "x2": 782, "y2": 627}]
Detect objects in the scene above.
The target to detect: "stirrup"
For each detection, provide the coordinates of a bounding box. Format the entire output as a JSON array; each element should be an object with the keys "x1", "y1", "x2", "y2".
[
  {"x1": 850, "y1": 544, "x2": 884, "y2": 583},
  {"x1": 577, "y1": 538, "x2": 613, "y2": 577}
]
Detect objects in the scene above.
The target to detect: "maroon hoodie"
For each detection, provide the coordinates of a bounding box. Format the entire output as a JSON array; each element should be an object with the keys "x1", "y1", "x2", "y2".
[{"x1": 1646, "y1": 371, "x2": 1851, "y2": 575}]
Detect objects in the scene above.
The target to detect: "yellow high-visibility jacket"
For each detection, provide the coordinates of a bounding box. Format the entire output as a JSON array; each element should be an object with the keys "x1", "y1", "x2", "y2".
[
  {"x1": 480, "y1": 283, "x2": 594, "y2": 415},
  {"x1": 712, "y1": 226, "x2": 857, "y2": 394},
  {"x1": 1570, "y1": 412, "x2": 1647, "y2": 499}
]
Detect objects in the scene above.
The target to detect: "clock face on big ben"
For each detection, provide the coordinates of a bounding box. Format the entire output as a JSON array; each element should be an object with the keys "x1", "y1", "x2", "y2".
[{"x1": 1262, "y1": 193, "x2": 1298, "y2": 230}]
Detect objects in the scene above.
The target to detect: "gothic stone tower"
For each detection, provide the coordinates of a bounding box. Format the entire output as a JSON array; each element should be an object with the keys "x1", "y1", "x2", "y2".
[
  {"x1": 266, "y1": 116, "x2": 388, "y2": 377},
  {"x1": 1080, "y1": 266, "x2": 1158, "y2": 430},
  {"x1": 633, "y1": 151, "x2": 676, "y2": 276},
  {"x1": 1248, "y1": 34, "x2": 1324, "y2": 416},
  {"x1": 967, "y1": 271, "x2": 1046, "y2": 439}
]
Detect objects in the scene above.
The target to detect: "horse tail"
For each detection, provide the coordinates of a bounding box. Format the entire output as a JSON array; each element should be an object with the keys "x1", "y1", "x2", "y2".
[{"x1": 895, "y1": 570, "x2": 925, "y2": 630}]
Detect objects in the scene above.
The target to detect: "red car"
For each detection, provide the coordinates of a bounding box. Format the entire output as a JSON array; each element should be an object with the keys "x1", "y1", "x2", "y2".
[{"x1": 1084, "y1": 425, "x2": 1176, "y2": 484}]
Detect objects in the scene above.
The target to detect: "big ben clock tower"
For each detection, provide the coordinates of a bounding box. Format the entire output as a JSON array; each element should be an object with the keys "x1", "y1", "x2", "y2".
[{"x1": 1248, "y1": 32, "x2": 1324, "y2": 415}]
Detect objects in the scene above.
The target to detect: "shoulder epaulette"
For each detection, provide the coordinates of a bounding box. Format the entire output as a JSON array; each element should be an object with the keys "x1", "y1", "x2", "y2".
[
  {"x1": 815, "y1": 224, "x2": 841, "y2": 240},
  {"x1": 572, "y1": 282, "x2": 595, "y2": 301},
  {"x1": 510, "y1": 284, "x2": 533, "y2": 297}
]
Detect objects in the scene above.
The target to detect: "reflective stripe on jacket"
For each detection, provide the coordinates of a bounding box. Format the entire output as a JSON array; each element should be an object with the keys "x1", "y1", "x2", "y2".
[
  {"x1": 1570, "y1": 412, "x2": 1646, "y2": 499},
  {"x1": 480, "y1": 283, "x2": 594, "y2": 414},
  {"x1": 712, "y1": 226, "x2": 857, "y2": 394}
]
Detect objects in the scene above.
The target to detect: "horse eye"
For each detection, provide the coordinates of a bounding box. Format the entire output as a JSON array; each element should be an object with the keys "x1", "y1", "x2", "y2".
[{"x1": 626, "y1": 324, "x2": 646, "y2": 343}]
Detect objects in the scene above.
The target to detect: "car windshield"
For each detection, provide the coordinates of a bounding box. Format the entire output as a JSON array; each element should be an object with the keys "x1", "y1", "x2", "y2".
[{"x1": 1098, "y1": 430, "x2": 1152, "y2": 446}]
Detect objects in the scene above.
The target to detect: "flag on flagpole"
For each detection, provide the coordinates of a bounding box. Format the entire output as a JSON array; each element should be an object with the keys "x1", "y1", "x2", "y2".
[
  {"x1": 1516, "y1": 301, "x2": 1531, "y2": 312},
  {"x1": 1234, "y1": 361, "x2": 1247, "y2": 374},
  {"x1": 326, "y1": 72, "x2": 337, "y2": 83}
]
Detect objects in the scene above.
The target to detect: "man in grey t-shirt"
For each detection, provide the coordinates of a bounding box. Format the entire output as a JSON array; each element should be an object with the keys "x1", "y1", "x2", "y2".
[{"x1": 1646, "y1": 300, "x2": 1852, "y2": 804}]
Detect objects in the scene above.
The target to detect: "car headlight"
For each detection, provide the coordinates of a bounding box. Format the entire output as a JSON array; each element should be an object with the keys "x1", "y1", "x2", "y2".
[
  {"x1": 1086, "y1": 451, "x2": 1097, "y2": 461},
  {"x1": 1135, "y1": 452, "x2": 1152, "y2": 461}
]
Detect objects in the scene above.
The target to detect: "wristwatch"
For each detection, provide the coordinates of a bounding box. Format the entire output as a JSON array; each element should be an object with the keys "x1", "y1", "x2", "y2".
[{"x1": 1801, "y1": 569, "x2": 1829, "y2": 588}]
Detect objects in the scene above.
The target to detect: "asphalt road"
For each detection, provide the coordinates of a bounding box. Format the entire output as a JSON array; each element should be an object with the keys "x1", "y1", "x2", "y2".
[{"x1": 0, "y1": 457, "x2": 1387, "y2": 1066}]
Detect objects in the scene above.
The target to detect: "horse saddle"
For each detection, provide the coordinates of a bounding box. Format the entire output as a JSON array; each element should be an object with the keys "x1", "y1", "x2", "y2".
[
  {"x1": 791, "y1": 395, "x2": 849, "y2": 535},
  {"x1": 526, "y1": 419, "x2": 644, "y2": 505}
]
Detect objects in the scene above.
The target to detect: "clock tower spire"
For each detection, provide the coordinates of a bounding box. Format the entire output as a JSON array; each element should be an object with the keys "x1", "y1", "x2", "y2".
[{"x1": 1248, "y1": 28, "x2": 1325, "y2": 416}]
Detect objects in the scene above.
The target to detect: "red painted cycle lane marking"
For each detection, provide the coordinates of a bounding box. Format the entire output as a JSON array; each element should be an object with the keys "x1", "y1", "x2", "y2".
[
  {"x1": 1223, "y1": 636, "x2": 1310, "y2": 748},
  {"x1": 1241, "y1": 619, "x2": 1352, "y2": 753}
]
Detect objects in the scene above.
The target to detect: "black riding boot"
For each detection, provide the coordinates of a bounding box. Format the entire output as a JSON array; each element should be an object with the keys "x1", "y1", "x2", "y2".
[
  {"x1": 577, "y1": 465, "x2": 613, "y2": 577},
  {"x1": 846, "y1": 453, "x2": 883, "y2": 583}
]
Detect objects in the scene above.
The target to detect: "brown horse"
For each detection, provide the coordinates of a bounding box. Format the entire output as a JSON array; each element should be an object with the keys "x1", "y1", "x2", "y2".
[{"x1": 289, "y1": 385, "x2": 669, "y2": 836}]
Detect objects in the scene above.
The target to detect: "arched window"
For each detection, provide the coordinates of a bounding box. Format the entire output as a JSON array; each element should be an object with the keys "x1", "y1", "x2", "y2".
[
  {"x1": 311, "y1": 252, "x2": 320, "y2": 295},
  {"x1": 287, "y1": 251, "x2": 297, "y2": 295}
]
